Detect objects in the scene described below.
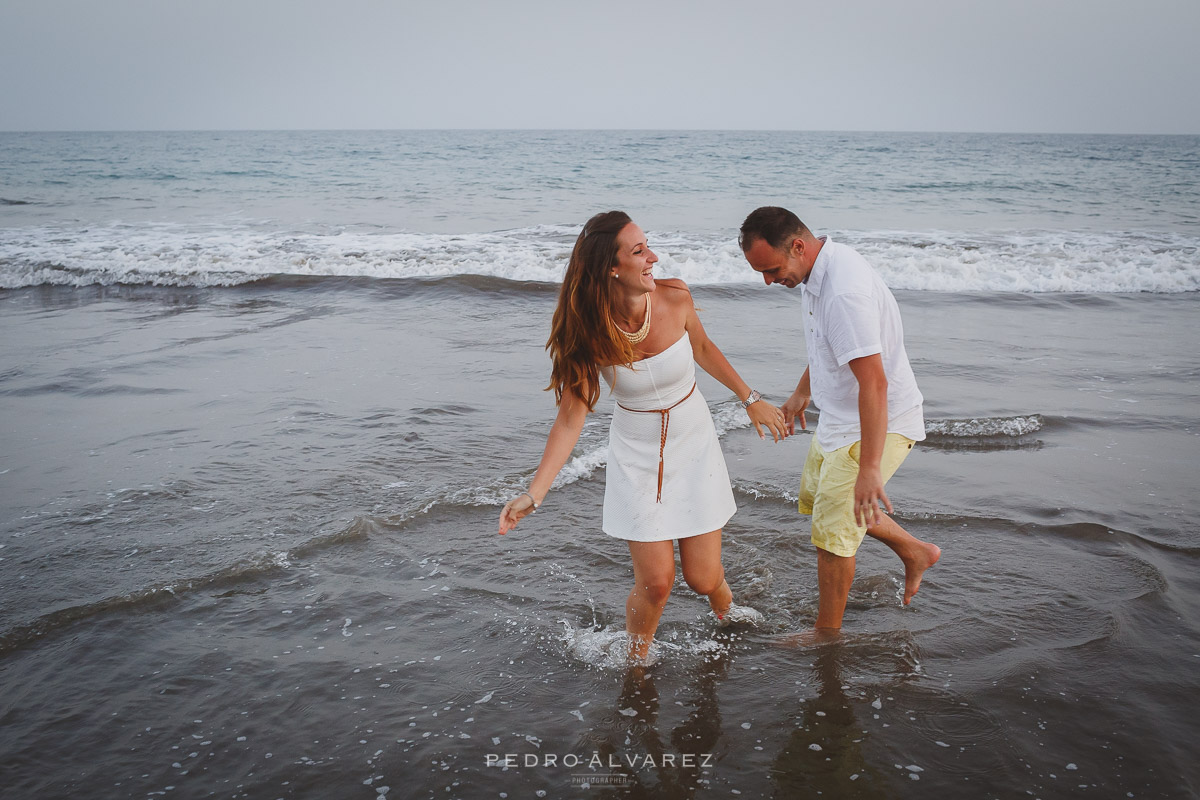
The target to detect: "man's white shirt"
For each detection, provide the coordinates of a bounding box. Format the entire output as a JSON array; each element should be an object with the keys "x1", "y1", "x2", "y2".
[{"x1": 800, "y1": 237, "x2": 925, "y2": 451}]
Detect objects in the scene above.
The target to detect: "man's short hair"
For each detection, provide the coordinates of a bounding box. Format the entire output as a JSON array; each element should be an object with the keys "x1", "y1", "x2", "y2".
[{"x1": 739, "y1": 206, "x2": 810, "y2": 252}]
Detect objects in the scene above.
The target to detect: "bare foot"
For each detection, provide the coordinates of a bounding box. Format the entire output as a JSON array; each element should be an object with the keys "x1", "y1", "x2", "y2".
[
  {"x1": 627, "y1": 633, "x2": 654, "y2": 664},
  {"x1": 708, "y1": 578, "x2": 734, "y2": 619},
  {"x1": 903, "y1": 542, "x2": 941, "y2": 605}
]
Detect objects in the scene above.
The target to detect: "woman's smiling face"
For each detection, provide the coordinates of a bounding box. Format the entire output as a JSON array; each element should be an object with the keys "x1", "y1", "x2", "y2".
[{"x1": 611, "y1": 222, "x2": 658, "y2": 292}]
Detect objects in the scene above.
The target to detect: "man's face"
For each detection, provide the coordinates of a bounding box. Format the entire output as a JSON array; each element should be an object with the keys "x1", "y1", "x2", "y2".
[{"x1": 744, "y1": 238, "x2": 808, "y2": 288}]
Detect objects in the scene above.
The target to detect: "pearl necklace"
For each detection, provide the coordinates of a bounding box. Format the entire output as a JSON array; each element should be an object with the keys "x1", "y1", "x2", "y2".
[{"x1": 619, "y1": 294, "x2": 652, "y2": 344}]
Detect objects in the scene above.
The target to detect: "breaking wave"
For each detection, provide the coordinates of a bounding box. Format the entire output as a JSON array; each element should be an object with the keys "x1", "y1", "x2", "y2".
[{"x1": 3, "y1": 224, "x2": 1197, "y2": 293}]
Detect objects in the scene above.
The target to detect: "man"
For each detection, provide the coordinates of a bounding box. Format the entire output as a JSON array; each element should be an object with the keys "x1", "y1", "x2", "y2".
[{"x1": 740, "y1": 206, "x2": 940, "y2": 634}]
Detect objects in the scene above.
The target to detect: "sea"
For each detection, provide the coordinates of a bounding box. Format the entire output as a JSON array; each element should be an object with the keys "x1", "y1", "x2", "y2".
[{"x1": 1, "y1": 129, "x2": 1198, "y2": 799}]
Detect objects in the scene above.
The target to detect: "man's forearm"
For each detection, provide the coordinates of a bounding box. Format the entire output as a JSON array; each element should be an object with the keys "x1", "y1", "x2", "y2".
[
  {"x1": 848, "y1": 355, "x2": 889, "y2": 471},
  {"x1": 794, "y1": 366, "x2": 811, "y2": 398},
  {"x1": 857, "y1": 379, "x2": 888, "y2": 471}
]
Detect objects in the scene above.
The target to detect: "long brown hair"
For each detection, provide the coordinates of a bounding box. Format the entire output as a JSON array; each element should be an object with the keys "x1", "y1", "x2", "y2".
[{"x1": 546, "y1": 210, "x2": 639, "y2": 410}]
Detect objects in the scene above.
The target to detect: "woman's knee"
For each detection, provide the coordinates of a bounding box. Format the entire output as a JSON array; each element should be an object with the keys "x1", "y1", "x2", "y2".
[
  {"x1": 682, "y1": 566, "x2": 724, "y2": 597},
  {"x1": 634, "y1": 571, "x2": 675, "y2": 606}
]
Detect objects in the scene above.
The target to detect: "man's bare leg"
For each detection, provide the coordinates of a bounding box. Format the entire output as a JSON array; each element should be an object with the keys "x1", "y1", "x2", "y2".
[
  {"x1": 815, "y1": 547, "x2": 856, "y2": 630},
  {"x1": 865, "y1": 514, "x2": 941, "y2": 605}
]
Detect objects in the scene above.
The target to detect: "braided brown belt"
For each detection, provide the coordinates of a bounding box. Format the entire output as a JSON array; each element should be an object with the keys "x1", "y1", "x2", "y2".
[{"x1": 617, "y1": 382, "x2": 697, "y2": 503}]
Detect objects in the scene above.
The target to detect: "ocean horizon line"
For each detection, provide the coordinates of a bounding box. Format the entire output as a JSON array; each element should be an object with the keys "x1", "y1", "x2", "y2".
[{"x1": 2, "y1": 127, "x2": 1198, "y2": 137}]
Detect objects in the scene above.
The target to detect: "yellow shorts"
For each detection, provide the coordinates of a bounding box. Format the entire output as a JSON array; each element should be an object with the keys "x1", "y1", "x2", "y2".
[{"x1": 797, "y1": 433, "x2": 915, "y2": 558}]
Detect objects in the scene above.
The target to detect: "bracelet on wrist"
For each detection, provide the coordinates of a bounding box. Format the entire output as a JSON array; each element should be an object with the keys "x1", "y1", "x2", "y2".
[
  {"x1": 739, "y1": 389, "x2": 763, "y2": 409},
  {"x1": 520, "y1": 491, "x2": 540, "y2": 512}
]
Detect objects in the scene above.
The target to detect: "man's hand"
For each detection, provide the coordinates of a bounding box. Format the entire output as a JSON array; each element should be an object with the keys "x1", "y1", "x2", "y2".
[
  {"x1": 781, "y1": 391, "x2": 810, "y2": 436},
  {"x1": 853, "y1": 466, "x2": 893, "y2": 527}
]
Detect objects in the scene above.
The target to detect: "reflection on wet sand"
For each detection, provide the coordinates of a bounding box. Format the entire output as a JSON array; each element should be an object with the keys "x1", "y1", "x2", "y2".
[
  {"x1": 579, "y1": 659, "x2": 728, "y2": 797},
  {"x1": 772, "y1": 641, "x2": 887, "y2": 797}
]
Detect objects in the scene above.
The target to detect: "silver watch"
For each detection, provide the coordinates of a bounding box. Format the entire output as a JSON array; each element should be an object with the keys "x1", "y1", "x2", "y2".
[{"x1": 739, "y1": 389, "x2": 763, "y2": 409}]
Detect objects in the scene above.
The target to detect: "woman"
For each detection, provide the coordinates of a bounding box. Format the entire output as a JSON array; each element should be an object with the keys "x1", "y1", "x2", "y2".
[{"x1": 498, "y1": 211, "x2": 787, "y2": 661}]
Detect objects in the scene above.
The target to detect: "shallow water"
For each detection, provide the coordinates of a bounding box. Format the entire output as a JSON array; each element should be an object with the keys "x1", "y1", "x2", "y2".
[{"x1": 2, "y1": 280, "x2": 1198, "y2": 798}]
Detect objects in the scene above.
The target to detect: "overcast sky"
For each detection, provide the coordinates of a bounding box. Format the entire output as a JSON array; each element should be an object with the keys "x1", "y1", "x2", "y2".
[{"x1": 2, "y1": 0, "x2": 1197, "y2": 133}]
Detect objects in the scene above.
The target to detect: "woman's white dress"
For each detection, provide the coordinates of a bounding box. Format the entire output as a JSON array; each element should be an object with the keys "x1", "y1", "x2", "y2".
[{"x1": 599, "y1": 334, "x2": 737, "y2": 542}]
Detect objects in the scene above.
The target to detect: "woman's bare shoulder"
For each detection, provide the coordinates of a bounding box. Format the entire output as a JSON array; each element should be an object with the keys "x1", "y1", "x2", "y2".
[{"x1": 653, "y1": 278, "x2": 692, "y2": 305}]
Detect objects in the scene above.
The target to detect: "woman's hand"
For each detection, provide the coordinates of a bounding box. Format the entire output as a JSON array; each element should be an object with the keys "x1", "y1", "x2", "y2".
[
  {"x1": 748, "y1": 400, "x2": 789, "y2": 442},
  {"x1": 498, "y1": 493, "x2": 537, "y2": 535}
]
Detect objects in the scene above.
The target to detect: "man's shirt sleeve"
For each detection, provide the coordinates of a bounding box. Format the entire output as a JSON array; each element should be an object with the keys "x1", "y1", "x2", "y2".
[{"x1": 825, "y1": 291, "x2": 882, "y2": 367}]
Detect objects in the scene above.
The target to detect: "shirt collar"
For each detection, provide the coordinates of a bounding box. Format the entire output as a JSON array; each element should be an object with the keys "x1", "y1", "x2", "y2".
[{"x1": 803, "y1": 236, "x2": 831, "y2": 296}]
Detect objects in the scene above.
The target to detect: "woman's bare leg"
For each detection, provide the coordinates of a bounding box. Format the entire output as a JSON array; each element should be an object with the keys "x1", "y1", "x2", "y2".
[
  {"x1": 677, "y1": 529, "x2": 733, "y2": 616},
  {"x1": 626, "y1": 540, "x2": 676, "y2": 661}
]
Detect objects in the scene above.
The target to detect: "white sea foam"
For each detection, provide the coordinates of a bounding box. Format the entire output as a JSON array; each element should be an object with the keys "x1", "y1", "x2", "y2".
[
  {"x1": 924, "y1": 415, "x2": 1044, "y2": 438},
  {"x1": 0, "y1": 224, "x2": 577, "y2": 289},
  {"x1": 654, "y1": 229, "x2": 1200, "y2": 293},
  {"x1": 2, "y1": 223, "x2": 1196, "y2": 292},
  {"x1": 436, "y1": 440, "x2": 610, "y2": 511}
]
